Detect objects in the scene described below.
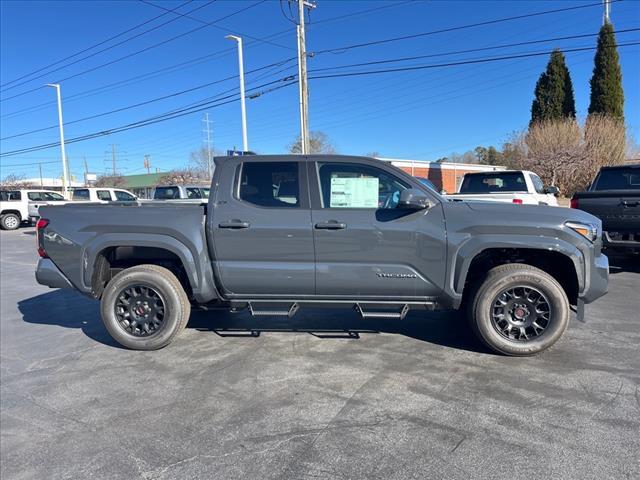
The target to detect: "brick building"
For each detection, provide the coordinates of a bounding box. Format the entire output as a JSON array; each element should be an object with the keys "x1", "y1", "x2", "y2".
[{"x1": 379, "y1": 158, "x2": 506, "y2": 193}]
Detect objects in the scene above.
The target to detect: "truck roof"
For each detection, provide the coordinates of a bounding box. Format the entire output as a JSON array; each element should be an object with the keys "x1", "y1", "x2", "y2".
[{"x1": 600, "y1": 163, "x2": 639, "y2": 170}]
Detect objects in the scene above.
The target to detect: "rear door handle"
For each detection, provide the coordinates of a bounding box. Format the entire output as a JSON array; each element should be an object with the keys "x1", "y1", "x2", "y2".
[
  {"x1": 621, "y1": 201, "x2": 639, "y2": 207},
  {"x1": 315, "y1": 220, "x2": 347, "y2": 230},
  {"x1": 218, "y1": 220, "x2": 250, "y2": 229}
]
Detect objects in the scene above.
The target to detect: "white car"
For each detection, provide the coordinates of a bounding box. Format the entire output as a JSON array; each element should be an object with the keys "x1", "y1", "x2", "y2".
[
  {"x1": 446, "y1": 170, "x2": 559, "y2": 206},
  {"x1": 0, "y1": 189, "x2": 66, "y2": 230}
]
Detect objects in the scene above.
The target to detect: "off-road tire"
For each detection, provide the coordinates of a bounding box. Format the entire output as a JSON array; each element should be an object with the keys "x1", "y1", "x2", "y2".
[
  {"x1": 100, "y1": 264, "x2": 191, "y2": 350},
  {"x1": 469, "y1": 263, "x2": 570, "y2": 356}
]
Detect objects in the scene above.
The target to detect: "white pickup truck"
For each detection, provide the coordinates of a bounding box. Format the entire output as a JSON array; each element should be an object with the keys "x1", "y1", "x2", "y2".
[
  {"x1": 0, "y1": 189, "x2": 66, "y2": 230},
  {"x1": 446, "y1": 170, "x2": 559, "y2": 206}
]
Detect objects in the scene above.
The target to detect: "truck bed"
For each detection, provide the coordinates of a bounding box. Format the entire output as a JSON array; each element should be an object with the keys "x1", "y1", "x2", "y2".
[{"x1": 37, "y1": 202, "x2": 214, "y2": 301}]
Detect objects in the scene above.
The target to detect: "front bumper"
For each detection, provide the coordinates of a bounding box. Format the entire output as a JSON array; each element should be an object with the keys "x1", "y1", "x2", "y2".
[
  {"x1": 580, "y1": 253, "x2": 609, "y2": 304},
  {"x1": 35, "y1": 258, "x2": 74, "y2": 289}
]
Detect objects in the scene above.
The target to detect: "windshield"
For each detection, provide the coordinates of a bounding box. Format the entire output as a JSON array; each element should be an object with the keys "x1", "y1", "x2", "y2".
[
  {"x1": 593, "y1": 168, "x2": 640, "y2": 190},
  {"x1": 459, "y1": 172, "x2": 527, "y2": 193}
]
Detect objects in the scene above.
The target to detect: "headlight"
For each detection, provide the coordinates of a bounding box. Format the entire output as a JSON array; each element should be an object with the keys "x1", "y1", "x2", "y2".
[{"x1": 565, "y1": 221, "x2": 598, "y2": 242}]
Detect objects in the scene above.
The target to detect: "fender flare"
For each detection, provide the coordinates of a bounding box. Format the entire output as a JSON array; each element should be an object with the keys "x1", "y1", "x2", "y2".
[
  {"x1": 81, "y1": 233, "x2": 218, "y2": 302},
  {"x1": 451, "y1": 234, "x2": 585, "y2": 295}
]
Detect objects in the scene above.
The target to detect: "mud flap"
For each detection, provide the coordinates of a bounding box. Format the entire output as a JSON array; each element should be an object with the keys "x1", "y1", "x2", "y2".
[{"x1": 576, "y1": 299, "x2": 585, "y2": 323}]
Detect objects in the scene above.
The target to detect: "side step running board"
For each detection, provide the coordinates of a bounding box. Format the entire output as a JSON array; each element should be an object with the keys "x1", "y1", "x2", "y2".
[
  {"x1": 355, "y1": 303, "x2": 410, "y2": 320},
  {"x1": 248, "y1": 302, "x2": 299, "y2": 318}
]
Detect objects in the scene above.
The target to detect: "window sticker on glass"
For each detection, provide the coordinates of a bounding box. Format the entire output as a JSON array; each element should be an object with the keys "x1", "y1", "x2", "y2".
[{"x1": 330, "y1": 177, "x2": 379, "y2": 208}]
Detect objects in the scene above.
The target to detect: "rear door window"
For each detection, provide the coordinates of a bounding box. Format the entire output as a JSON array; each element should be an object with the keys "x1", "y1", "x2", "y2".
[
  {"x1": 72, "y1": 189, "x2": 90, "y2": 200},
  {"x1": 154, "y1": 187, "x2": 180, "y2": 199},
  {"x1": 239, "y1": 162, "x2": 299, "y2": 208},
  {"x1": 186, "y1": 188, "x2": 202, "y2": 199},
  {"x1": 97, "y1": 190, "x2": 112, "y2": 201},
  {"x1": 114, "y1": 190, "x2": 136, "y2": 201},
  {"x1": 27, "y1": 192, "x2": 43, "y2": 201}
]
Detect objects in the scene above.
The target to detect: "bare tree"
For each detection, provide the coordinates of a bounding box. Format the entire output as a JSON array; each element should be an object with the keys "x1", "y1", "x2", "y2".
[
  {"x1": 0, "y1": 174, "x2": 35, "y2": 188},
  {"x1": 158, "y1": 168, "x2": 209, "y2": 186},
  {"x1": 95, "y1": 174, "x2": 126, "y2": 188},
  {"x1": 189, "y1": 146, "x2": 221, "y2": 176},
  {"x1": 288, "y1": 131, "x2": 336, "y2": 154},
  {"x1": 522, "y1": 116, "x2": 627, "y2": 195}
]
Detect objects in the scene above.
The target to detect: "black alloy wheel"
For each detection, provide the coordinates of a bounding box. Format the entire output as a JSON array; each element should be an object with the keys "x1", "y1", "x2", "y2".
[
  {"x1": 115, "y1": 284, "x2": 166, "y2": 337},
  {"x1": 491, "y1": 286, "x2": 552, "y2": 341}
]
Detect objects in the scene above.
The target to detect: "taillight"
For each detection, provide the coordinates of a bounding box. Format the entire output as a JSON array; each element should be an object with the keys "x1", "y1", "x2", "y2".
[
  {"x1": 512, "y1": 198, "x2": 523, "y2": 204},
  {"x1": 570, "y1": 197, "x2": 579, "y2": 209},
  {"x1": 36, "y1": 218, "x2": 49, "y2": 258}
]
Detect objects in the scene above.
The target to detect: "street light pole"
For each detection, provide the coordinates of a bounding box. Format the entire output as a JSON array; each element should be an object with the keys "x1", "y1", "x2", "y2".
[
  {"x1": 226, "y1": 35, "x2": 248, "y2": 152},
  {"x1": 46, "y1": 83, "x2": 70, "y2": 197}
]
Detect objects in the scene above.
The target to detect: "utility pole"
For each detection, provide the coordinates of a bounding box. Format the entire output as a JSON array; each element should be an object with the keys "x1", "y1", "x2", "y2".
[
  {"x1": 294, "y1": 0, "x2": 315, "y2": 154},
  {"x1": 111, "y1": 144, "x2": 117, "y2": 175},
  {"x1": 603, "y1": 0, "x2": 611, "y2": 24},
  {"x1": 225, "y1": 35, "x2": 248, "y2": 151},
  {"x1": 83, "y1": 156, "x2": 88, "y2": 184},
  {"x1": 144, "y1": 155, "x2": 151, "y2": 174},
  {"x1": 202, "y1": 113, "x2": 214, "y2": 178},
  {"x1": 46, "y1": 83, "x2": 70, "y2": 197},
  {"x1": 39, "y1": 163, "x2": 43, "y2": 188}
]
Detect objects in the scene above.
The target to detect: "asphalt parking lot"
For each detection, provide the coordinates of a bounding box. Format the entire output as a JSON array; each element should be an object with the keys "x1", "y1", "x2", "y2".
[{"x1": 1, "y1": 228, "x2": 639, "y2": 480}]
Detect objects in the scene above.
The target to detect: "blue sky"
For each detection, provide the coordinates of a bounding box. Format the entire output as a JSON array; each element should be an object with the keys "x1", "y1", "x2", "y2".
[{"x1": 1, "y1": 0, "x2": 639, "y2": 181}]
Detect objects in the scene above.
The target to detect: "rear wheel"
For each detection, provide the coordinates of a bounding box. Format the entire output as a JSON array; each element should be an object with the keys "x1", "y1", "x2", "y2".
[
  {"x1": 0, "y1": 213, "x2": 21, "y2": 230},
  {"x1": 469, "y1": 263, "x2": 569, "y2": 356},
  {"x1": 100, "y1": 264, "x2": 191, "y2": 350}
]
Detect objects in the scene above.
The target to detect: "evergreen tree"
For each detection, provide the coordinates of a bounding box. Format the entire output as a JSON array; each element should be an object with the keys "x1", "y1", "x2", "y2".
[
  {"x1": 530, "y1": 49, "x2": 576, "y2": 125},
  {"x1": 589, "y1": 22, "x2": 624, "y2": 120}
]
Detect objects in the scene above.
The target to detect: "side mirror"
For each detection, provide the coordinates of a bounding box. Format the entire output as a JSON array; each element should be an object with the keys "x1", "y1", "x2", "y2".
[
  {"x1": 545, "y1": 186, "x2": 560, "y2": 195},
  {"x1": 398, "y1": 188, "x2": 431, "y2": 210}
]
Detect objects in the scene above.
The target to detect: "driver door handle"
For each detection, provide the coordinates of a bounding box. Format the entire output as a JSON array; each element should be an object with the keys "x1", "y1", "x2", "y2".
[
  {"x1": 315, "y1": 220, "x2": 347, "y2": 230},
  {"x1": 219, "y1": 220, "x2": 250, "y2": 229}
]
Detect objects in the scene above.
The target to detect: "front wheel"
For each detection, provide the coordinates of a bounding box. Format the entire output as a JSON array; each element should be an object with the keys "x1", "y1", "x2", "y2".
[
  {"x1": 100, "y1": 264, "x2": 191, "y2": 350},
  {"x1": 469, "y1": 263, "x2": 570, "y2": 356}
]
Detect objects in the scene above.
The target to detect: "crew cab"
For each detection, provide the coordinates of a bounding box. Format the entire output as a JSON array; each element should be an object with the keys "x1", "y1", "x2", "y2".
[
  {"x1": 0, "y1": 189, "x2": 65, "y2": 230},
  {"x1": 71, "y1": 187, "x2": 137, "y2": 202},
  {"x1": 35, "y1": 155, "x2": 608, "y2": 356},
  {"x1": 571, "y1": 164, "x2": 640, "y2": 253},
  {"x1": 152, "y1": 185, "x2": 210, "y2": 201},
  {"x1": 447, "y1": 170, "x2": 559, "y2": 205}
]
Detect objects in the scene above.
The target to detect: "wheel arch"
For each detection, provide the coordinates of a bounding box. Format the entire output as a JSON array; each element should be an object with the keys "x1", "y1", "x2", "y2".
[
  {"x1": 453, "y1": 236, "x2": 583, "y2": 306},
  {"x1": 84, "y1": 233, "x2": 218, "y2": 303},
  {"x1": 1, "y1": 209, "x2": 22, "y2": 219}
]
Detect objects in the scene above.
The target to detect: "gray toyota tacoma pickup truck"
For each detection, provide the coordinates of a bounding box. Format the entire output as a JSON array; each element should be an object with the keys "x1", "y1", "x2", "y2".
[{"x1": 35, "y1": 155, "x2": 609, "y2": 356}]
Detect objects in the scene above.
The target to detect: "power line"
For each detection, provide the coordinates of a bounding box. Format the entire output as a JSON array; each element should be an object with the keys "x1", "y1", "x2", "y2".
[
  {"x1": 0, "y1": 1, "x2": 418, "y2": 118},
  {"x1": 0, "y1": 0, "x2": 267, "y2": 103},
  {"x1": 0, "y1": 0, "x2": 193, "y2": 89},
  {"x1": 0, "y1": 57, "x2": 296, "y2": 141},
  {"x1": 3, "y1": 40, "x2": 639, "y2": 158},
  {"x1": 0, "y1": 79, "x2": 298, "y2": 158},
  {"x1": 313, "y1": 0, "x2": 622, "y2": 55},
  {"x1": 0, "y1": 1, "x2": 213, "y2": 95},
  {"x1": 309, "y1": 27, "x2": 640, "y2": 73},
  {"x1": 308, "y1": 41, "x2": 640, "y2": 80},
  {"x1": 141, "y1": 0, "x2": 293, "y2": 50}
]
